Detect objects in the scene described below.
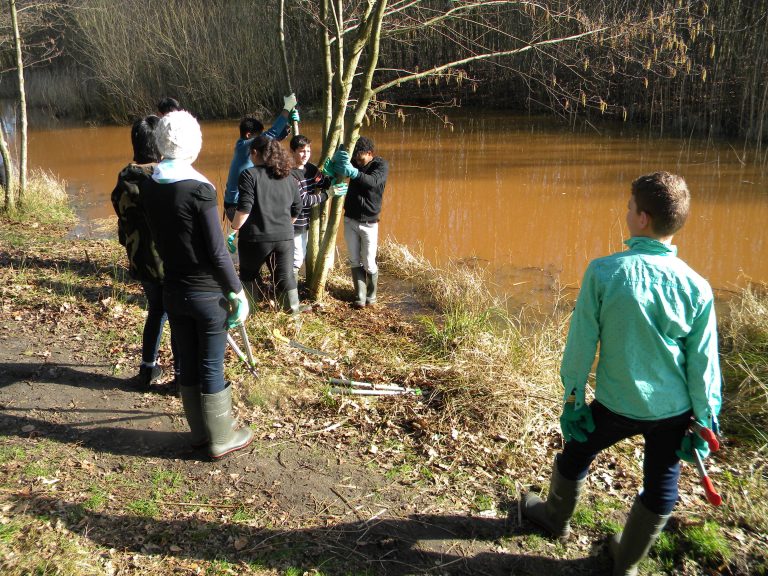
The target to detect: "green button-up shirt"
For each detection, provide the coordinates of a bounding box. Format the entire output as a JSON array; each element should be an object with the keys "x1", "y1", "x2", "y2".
[{"x1": 561, "y1": 237, "x2": 721, "y2": 426}]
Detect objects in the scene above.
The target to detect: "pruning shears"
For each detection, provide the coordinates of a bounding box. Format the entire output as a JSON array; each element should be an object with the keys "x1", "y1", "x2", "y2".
[
  {"x1": 689, "y1": 421, "x2": 722, "y2": 507},
  {"x1": 227, "y1": 324, "x2": 258, "y2": 377}
]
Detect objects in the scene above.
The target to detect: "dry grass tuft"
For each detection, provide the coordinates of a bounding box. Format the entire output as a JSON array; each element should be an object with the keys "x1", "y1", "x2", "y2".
[
  {"x1": 2, "y1": 169, "x2": 75, "y2": 226},
  {"x1": 378, "y1": 241, "x2": 565, "y2": 449},
  {"x1": 719, "y1": 283, "x2": 768, "y2": 446}
]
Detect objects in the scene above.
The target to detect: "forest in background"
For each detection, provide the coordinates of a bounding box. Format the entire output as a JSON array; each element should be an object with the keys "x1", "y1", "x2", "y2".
[{"x1": 0, "y1": 0, "x2": 767, "y2": 149}]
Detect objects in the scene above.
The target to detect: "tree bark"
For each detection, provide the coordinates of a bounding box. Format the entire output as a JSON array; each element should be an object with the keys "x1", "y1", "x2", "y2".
[
  {"x1": 0, "y1": 125, "x2": 14, "y2": 212},
  {"x1": 9, "y1": 0, "x2": 27, "y2": 205},
  {"x1": 308, "y1": 0, "x2": 389, "y2": 301}
]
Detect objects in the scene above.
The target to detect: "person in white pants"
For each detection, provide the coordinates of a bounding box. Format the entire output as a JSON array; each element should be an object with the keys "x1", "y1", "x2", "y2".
[{"x1": 333, "y1": 137, "x2": 389, "y2": 308}]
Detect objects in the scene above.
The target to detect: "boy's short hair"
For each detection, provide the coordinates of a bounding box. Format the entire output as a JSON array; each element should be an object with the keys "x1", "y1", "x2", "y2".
[
  {"x1": 131, "y1": 115, "x2": 161, "y2": 164},
  {"x1": 290, "y1": 134, "x2": 311, "y2": 151},
  {"x1": 157, "y1": 97, "x2": 180, "y2": 115},
  {"x1": 239, "y1": 116, "x2": 264, "y2": 138},
  {"x1": 353, "y1": 136, "x2": 375, "y2": 155},
  {"x1": 631, "y1": 171, "x2": 690, "y2": 236}
]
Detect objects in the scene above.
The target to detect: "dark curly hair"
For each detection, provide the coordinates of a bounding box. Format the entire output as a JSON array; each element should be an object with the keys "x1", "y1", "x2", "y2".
[{"x1": 250, "y1": 134, "x2": 293, "y2": 179}]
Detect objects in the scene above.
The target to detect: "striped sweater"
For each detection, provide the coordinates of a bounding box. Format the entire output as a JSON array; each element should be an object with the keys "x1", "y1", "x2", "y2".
[{"x1": 291, "y1": 163, "x2": 331, "y2": 232}]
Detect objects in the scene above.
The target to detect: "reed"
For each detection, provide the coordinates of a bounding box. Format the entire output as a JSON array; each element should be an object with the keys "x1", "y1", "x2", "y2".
[{"x1": 0, "y1": 168, "x2": 74, "y2": 226}]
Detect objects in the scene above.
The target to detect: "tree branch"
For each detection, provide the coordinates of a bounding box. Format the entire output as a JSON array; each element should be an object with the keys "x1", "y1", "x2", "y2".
[{"x1": 373, "y1": 26, "x2": 609, "y2": 94}]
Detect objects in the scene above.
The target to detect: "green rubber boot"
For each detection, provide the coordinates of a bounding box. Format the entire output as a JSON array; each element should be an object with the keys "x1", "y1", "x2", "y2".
[
  {"x1": 522, "y1": 456, "x2": 585, "y2": 540},
  {"x1": 366, "y1": 271, "x2": 378, "y2": 306},
  {"x1": 351, "y1": 266, "x2": 367, "y2": 308},
  {"x1": 279, "y1": 288, "x2": 311, "y2": 315},
  {"x1": 179, "y1": 385, "x2": 208, "y2": 448},
  {"x1": 609, "y1": 498, "x2": 671, "y2": 576},
  {"x1": 201, "y1": 384, "x2": 254, "y2": 459}
]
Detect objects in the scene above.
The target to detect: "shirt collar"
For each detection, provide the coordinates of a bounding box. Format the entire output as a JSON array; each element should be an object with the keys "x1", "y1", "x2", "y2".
[{"x1": 624, "y1": 236, "x2": 677, "y2": 256}]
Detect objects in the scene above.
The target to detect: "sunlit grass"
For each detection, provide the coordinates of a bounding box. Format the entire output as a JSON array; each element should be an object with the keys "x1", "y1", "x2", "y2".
[{"x1": 1, "y1": 169, "x2": 75, "y2": 226}]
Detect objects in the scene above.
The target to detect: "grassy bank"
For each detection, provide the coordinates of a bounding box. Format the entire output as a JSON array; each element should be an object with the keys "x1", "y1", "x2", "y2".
[{"x1": 0, "y1": 195, "x2": 766, "y2": 574}]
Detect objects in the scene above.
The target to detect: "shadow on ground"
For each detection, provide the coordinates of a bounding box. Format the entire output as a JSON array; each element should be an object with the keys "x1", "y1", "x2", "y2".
[{"x1": 8, "y1": 493, "x2": 611, "y2": 575}]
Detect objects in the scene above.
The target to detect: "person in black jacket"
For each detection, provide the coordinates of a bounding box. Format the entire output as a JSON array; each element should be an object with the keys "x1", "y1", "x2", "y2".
[
  {"x1": 232, "y1": 134, "x2": 303, "y2": 313},
  {"x1": 111, "y1": 115, "x2": 177, "y2": 390},
  {"x1": 333, "y1": 136, "x2": 389, "y2": 308},
  {"x1": 141, "y1": 110, "x2": 253, "y2": 460}
]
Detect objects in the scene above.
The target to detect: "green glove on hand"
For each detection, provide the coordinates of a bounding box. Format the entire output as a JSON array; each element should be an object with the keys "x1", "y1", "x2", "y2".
[
  {"x1": 332, "y1": 149, "x2": 359, "y2": 180},
  {"x1": 226, "y1": 231, "x2": 237, "y2": 254},
  {"x1": 283, "y1": 93, "x2": 297, "y2": 111},
  {"x1": 559, "y1": 387, "x2": 595, "y2": 443},
  {"x1": 227, "y1": 290, "x2": 249, "y2": 329},
  {"x1": 332, "y1": 182, "x2": 348, "y2": 197},
  {"x1": 676, "y1": 429, "x2": 710, "y2": 463},
  {"x1": 321, "y1": 158, "x2": 336, "y2": 179},
  {"x1": 290, "y1": 108, "x2": 300, "y2": 123}
]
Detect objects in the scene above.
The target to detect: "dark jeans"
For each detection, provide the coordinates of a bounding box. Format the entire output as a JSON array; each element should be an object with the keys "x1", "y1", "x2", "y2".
[
  {"x1": 140, "y1": 280, "x2": 167, "y2": 364},
  {"x1": 164, "y1": 288, "x2": 228, "y2": 395},
  {"x1": 557, "y1": 401, "x2": 692, "y2": 515},
  {"x1": 141, "y1": 280, "x2": 179, "y2": 373},
  {"x1": 239, "y1": 239, "x2": 296, "y2": 294}
]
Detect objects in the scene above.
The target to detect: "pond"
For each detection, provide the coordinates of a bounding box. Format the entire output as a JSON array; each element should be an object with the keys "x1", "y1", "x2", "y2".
[{"x1": 21, "y1": 112, "x2": 768, "y2": 303}]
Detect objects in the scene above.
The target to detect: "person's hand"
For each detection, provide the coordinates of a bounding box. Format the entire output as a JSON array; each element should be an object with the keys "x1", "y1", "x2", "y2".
[
  {"x1": 290, "y1": 108, "x2": 300, "y2": 123},
  {"x1": 559, "y1": 386, "x2": 594, "y2": 443},
  {"x1": 560, "y1": 402, "x2": 595, "y2": 443},
  {"x1": 227, "y1": 290, "x2": 249, "y2": 329},
  {"x1": 332, "y1": 149, "x2": 359, "y2": 179},
  {"x1": 676, "y1": 430, "x2": 710, "y2": 463},
  {"x1": 226, "y1": 231, "x2": 237, "y2": 254},
  {"x1": 321, "y1": 158, "x2": 336, "y2": 179},
  {"x1": 283, "y1": 93, "x2": 298, "y2": 111},
  {"x1": 332, "y1": 182, "x2": 348, "y2": 197}
]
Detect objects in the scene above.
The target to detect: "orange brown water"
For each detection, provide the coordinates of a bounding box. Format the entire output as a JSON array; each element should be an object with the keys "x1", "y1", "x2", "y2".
[{"x1": 27, "y1": 114, "x2": 768, "y2": 300}]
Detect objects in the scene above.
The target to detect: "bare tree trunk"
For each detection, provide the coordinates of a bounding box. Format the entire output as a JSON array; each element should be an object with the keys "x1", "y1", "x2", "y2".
[
  {"x1": 306, "y1": 0, "x2": 335, "y2": 281},
  {"x1": 308, "y1": 0, "x2": 389, "y2": 301},
  {"x1": 9, "y1": 0, "x2": 27, "y2": 205},
  {"x1": 0, "y1": 125, "x2": 14, "y2": 212}
]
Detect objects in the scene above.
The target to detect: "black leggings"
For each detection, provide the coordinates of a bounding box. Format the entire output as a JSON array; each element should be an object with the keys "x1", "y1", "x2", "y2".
[{"x1": 238, "y1": 239, "x2": 296, "y2": 294}]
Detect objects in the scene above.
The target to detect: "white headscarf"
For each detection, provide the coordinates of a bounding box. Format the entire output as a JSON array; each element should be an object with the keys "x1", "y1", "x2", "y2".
[{"x1": 152, "y1": 110, "x2": 213, "y2": 186}]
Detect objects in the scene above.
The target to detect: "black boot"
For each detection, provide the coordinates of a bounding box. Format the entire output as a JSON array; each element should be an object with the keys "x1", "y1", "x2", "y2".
[
  {"x1": 136, "y1": 364, "x2": 162, "y2": 391},
  {"x1": 350, "y1": 266, "x2": 367, "y2": 308}
]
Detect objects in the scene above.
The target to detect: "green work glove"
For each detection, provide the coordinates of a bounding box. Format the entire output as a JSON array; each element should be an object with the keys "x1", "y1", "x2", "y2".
[
  {"x1": 290, "y1": 108, "x2": 300, "y2": 123},
  {"x1": 559, "y1": 387, "x2": 595, "y2": 443},
  {"x1": 332, "y1": 182, "x2": 348, "y2": 197},
  {"x1": 283, "y1": 93, "x2": 297, "y2": 111},
  {"x1": 227, "y1": 290, "x2": 249, "y2": 329},
  {"x1": 226, "y1": 231, "x2": 237, "y2": 254},
  {"x1": 332, "y1": 149, "x2": 359, "y2": 179},
  {"x1": 676, "y1": 428, "x2": 710, "y2": 463},
  {"x1": 321, "y1": 158, "x2": 336, "y2": 179}
]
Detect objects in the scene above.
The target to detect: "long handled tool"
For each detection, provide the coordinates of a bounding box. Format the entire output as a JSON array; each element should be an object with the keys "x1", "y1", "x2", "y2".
[
  {"x1": 272, "y1": 328, "x2": 333, "y2": 358},
  {"x1": 278, "y1": 0, "x2": 299, "y2": 135},
  {"x1": 227, "y1": 325, "x2": 258, "y2": 377},
  {"x1": 329, "y1": 377, "x2": 422, "y2": 396},
  {"x1": 689, "y1": 421, "x2": 722, "y2": 507}
]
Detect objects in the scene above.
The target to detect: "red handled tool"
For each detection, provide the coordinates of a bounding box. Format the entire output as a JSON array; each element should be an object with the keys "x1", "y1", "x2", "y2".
[
  {"x1": 691, "y1": 420, "x2": 720, "y2": 451},
  {"x1": 688, "y1": 421, "x2": 722, "y2": 507}
]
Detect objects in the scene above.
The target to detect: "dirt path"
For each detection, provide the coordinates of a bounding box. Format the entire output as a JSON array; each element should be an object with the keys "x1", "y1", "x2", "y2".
[{"x1": 0, "y1": 313, "x2": 613, "y2": 575}]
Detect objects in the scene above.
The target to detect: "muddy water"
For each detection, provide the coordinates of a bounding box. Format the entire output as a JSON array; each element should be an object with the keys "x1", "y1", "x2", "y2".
[{"x1": 27, "y1": 114, "x2": 767, "y2": 301}]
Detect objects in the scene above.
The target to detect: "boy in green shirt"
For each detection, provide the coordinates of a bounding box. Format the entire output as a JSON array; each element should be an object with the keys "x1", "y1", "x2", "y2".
[{"x1": 522, "y1": 172, "x2": 721, "y2": 576}]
